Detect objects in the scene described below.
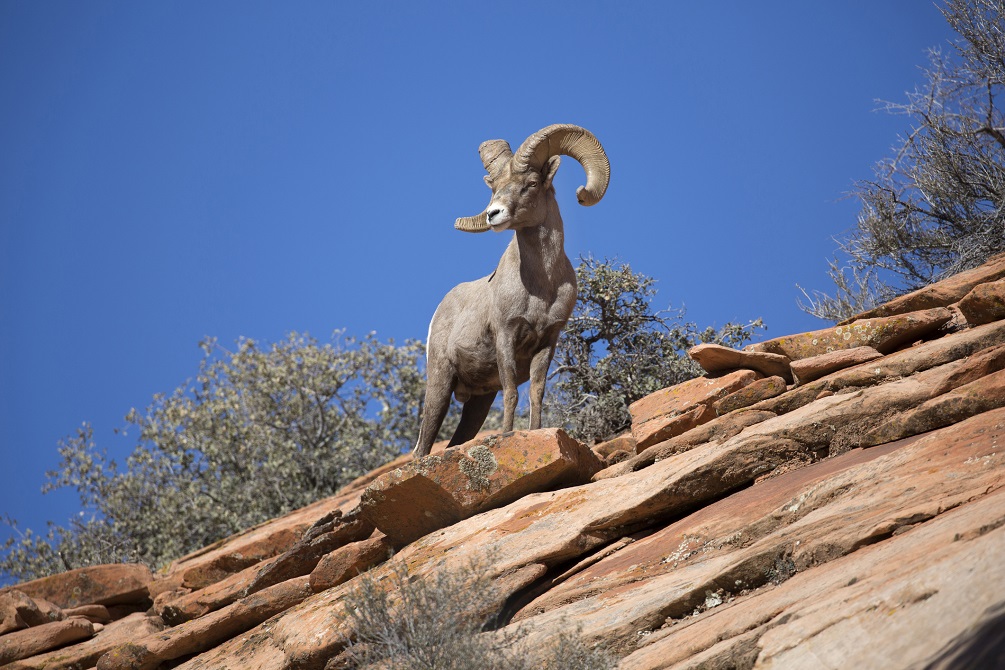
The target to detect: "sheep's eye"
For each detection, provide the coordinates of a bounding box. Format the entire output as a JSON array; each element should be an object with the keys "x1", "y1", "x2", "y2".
[{"x1": 526, "y1": 181, "x2": 539, "y2": 189}]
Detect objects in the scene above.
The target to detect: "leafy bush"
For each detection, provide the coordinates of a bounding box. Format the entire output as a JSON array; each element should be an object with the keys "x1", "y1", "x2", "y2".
[
  {"x1": 1, "y1": 332, "x2": 425, "y2": 582},
  {"x1": 802, "y1": 0, "x2": 1005, "y2": 321},
  {"x1": 340, "y1": 559, "x2": 614, "y2": 670},
  {"x1": 547, "y1": 256, "x2": 764, "y2": 443}
]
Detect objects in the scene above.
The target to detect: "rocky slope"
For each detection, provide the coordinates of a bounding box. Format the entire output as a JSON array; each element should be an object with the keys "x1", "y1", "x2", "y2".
[{"x1": 3, "y1": 254, "x2": 1005, "y2": 669}]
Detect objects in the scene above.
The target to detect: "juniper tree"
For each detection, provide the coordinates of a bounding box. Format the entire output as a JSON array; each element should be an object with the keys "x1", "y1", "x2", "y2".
[
  {"x1": 1, "y1": 332, "x2": 425, "y2": 581},
  {"x1": 802, "y1": 0, "x2": 1005, "y2": 321}
]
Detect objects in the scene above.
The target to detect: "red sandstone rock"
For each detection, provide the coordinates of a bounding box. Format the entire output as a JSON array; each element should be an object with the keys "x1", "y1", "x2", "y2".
[
  {"x1": 4, "y1": 564, "x2": 152, "y2": 610},
  {"x1": 6, "y1": 613, "x2": 163, "y2": 670},
  {"x1": 620, "y1": 491, "x2": 1005, "y2": 669},
  {"x1": 156, "y1": 514, "x2": 373, "y2": 624},
  {"x1": 26, "y1": 254, "x2": 1005, "y2": 670},
  {"x1": 688, "y1": 343, "x2": 792, "y2": 381},
  {"x1": 168, "y1": 376, "x2": 1005, "y2": 668},
  {"x1": 359, "y1": 428, "x2": 601, "y2": 548},
  {"x1": 629, "y1": 370, "x2": 761, "y2": 450},
  {"x1": 591, "y1": 434, "x2": 638, "y2": 459},
  {"x1": 97, "y1": 577, "x2": 311, "y2": 670},
  {"x1": 165, "y1": 488, "x2": 363, "y2": 590},
  {"x1": 0, "y1": 618, "x2": 93, "y2": 665},
  {"x1": 0, "y1": 590, "x2": 62, "y2": 635},
  {"x1": 62, "y1": 604, "x2": 111, "y2": 624},
  {"x1": 603, "y1": 340, "x2": 1005, "y2": 479},
  {"x1": 789, "y1": 345, "x2": 883, "y2": 384},
  {"x1": 243, "y1": 513, "x2": 374, "y2": 595},
  {"x1": 862, "y1": 367, "x2": 1005, "y2": 447},
  {"x1": 713, "y1": 376, "x2": 788, "y2": 415},
  {"x1": 309, "y1": 534, "x2": 393, "y2": 592},
  {"x1": 746, "y1": 307, "x2": 952, "y2": 360},
  {"x1": 747, "y1": 319, "x2": 1005, "y2": 416},
  {"x1": 957, "y1": 277, "x2": 1005, "y2": 326},
  {"x1": 842, "y1": 251, "x2": 1005, "y2": 321},
  {"x1": 505, "y1": 411, "x2": 1005, "y2": 664}
]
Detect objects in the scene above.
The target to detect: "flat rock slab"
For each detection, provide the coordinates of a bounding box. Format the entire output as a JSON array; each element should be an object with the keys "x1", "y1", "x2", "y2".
[
  {"x1": 688, "y1": 343, "x2": 792, "y2": 381},
  {"x1": 958, "y1": 277, "x2": 1005, "y2": 326},
  {"x1": 713, "y1": 376, "x2": 788, "y2": 415},
  {"x1": 630, "y1": 370, "x2": 761, "y2": 450},
  {"x1": 789, "y1": 345, "x2": 883, "y2": 384},
  {"x1": 745, "y1": 307, "x2": 952, "y2": 360},
  {"x1": 514, "y1": 438, "x2": 910, "y2": 623},
  {"x1": 309, "y1": 535, "x2": 392, "y2": 592},
  {"x1": 843, "y1": 251, "x2": 1005, "y2": 321},
  {"x1": 0, "y1": 618, "x2": 93, "y2": 665},
  {"x1": 163, "y1": 488, "x2": 362, "y2": 591},
  {"x1": 7, "y1": 613, "x2": 163, "y2": 670},
  {"x1": 358, "y1": 428, "x2": 601, "y2": 548},
  {"x1": 504, "y1": 409, "x2": 1005, "y2": 661},
  {"x1": 619, "y1": 490, "x2": 1005, "y2": 669},
  {"x1": 863, "y1": 366, "x2": 1005, "y2": 447},
  {"x1": 4, "y1": 564, "x2": 152, "y2": 610},
  {"x1": 97, "y1": 577, "x2": 311, "y2": 670}
]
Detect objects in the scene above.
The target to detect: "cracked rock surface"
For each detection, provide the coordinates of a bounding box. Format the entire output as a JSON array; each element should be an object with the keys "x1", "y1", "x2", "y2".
[{"x1": 4, "y1": 253, "x2": 1005, "y2": 670}]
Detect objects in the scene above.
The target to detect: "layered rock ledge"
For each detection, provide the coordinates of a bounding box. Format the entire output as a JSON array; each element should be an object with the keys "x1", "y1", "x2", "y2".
[{"x1": 3, "y1": 252, "x2": 1005, "y2": 670}]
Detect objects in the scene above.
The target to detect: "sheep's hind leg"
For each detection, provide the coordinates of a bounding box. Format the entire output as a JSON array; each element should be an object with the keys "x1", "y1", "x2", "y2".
[
  {"x1": 449, "y1": 391, "x2": 497, "y2": 447},
  {"x1": 413, "y1": 376, "x2": 454, "y2": 459}
]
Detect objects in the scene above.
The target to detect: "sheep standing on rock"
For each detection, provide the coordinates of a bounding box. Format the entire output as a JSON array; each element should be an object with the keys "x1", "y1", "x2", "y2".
[{"x1": 412, "y1": 124, "x2": 610, "y2": 458}]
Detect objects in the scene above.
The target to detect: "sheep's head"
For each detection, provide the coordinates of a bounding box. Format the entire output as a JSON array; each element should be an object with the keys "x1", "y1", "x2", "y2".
[{"x1": 455, "y1": 124, "x2": 610, "y2": 233}]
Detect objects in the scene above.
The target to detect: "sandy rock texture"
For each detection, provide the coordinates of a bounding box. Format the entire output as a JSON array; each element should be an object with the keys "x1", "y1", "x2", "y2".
[{"x1": 4, "y1": 252, "x2": 1005, "y2": 670}]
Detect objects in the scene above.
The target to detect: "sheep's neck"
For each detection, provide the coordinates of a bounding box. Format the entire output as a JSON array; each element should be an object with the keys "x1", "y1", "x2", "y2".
[{"x1": 510, "y1": 202, "x2": 569, "y2": 290}]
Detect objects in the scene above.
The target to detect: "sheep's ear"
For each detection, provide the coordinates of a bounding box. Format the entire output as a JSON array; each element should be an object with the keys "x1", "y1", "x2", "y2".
[
  {"x1": 544, "y1": 155, "x2": 561, "y2": 188},
  {"x1": 484, "y1": 175, "x2": 493, "y2": 189}
]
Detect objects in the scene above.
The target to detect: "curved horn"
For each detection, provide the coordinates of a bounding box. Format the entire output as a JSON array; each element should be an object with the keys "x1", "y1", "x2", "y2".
[
  {"x1": 455, "y1": 211, "x2": 489, "y2": 232},
  {"x1": 512, "y1": 124, "x2": 610, "y2": 206},
  {"x1": 453, "y1": 139, "x2": 514, "y2": 233},
  {"x1": 478, "y1": 139, "x2": 512, "y2": 182}
]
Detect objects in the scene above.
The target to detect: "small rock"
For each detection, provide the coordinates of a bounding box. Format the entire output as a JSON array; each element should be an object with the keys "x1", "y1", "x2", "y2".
[
  {"x1": 244, "y1": 516, "x2": 374, "y2": 596},
  {"x1": 309, "y1": 535, "x2": 393, "y2": 592},
  {"x1": 957, "y1": 278, "x2": 1005, "y2": 326},
  {"x1": 7, "y1": 613, "x2": 164, "y2": 670},
  {"x1": 0, "y1": 590, "x2": 62, "y2": 635},
  {"x1": 0, "y1": 618, "x2": 93, "y2": 664},
  {"x1": 630, "y1": 370, "x2": 762, "y2": 450},
  {"x1": 62, "y1": 604, "x2": 112, "y2": 624},
  {"x1": 790, "y1": 347, "x2": 884, "y2": 385},
  {"x1": 592, "y1": 434, "x2": 639, "y2": 459},
  {"x1": 714, "y1": 376, "x2": 789, "y2": 415},
  {"x1": 688, "y1": 343, "x2": 792, "y2": 382}
]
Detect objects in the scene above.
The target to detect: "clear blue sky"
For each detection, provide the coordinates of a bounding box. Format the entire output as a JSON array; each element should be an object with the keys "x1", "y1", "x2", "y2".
[{"x1": 1, "y1": 2, "x2": 954, "y2": 548}]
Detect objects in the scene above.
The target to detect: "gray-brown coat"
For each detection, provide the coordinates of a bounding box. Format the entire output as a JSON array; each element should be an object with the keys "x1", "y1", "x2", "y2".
[{"x1": 412, "y1": 125, "x2": 610, "y2": 458}]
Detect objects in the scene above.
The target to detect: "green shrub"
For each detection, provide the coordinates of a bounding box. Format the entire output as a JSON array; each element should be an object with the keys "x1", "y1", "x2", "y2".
[
  {"x1": 1, "y1": 332, "x2": 425, "y2": 582},
  {"x1": 548, "y1": 256, "x2": 764, "y2": 443}
]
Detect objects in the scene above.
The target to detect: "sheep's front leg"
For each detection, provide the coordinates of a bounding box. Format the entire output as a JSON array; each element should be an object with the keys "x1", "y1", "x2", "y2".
[
  {"x1": 413, "y1": 365, "x2": 455, "y2": 459},
  {"x1": 529, "y1": 343, "x2": 557, "y2": 430},
  {"x1": 497, "y1": 334, "x2": 519, "y2": 432}
]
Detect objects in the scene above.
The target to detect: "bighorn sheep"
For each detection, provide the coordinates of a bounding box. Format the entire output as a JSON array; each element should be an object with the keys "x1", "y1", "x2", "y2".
[{"x1": 413, "y1": 124, "x2": 610, "y2": 458}]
